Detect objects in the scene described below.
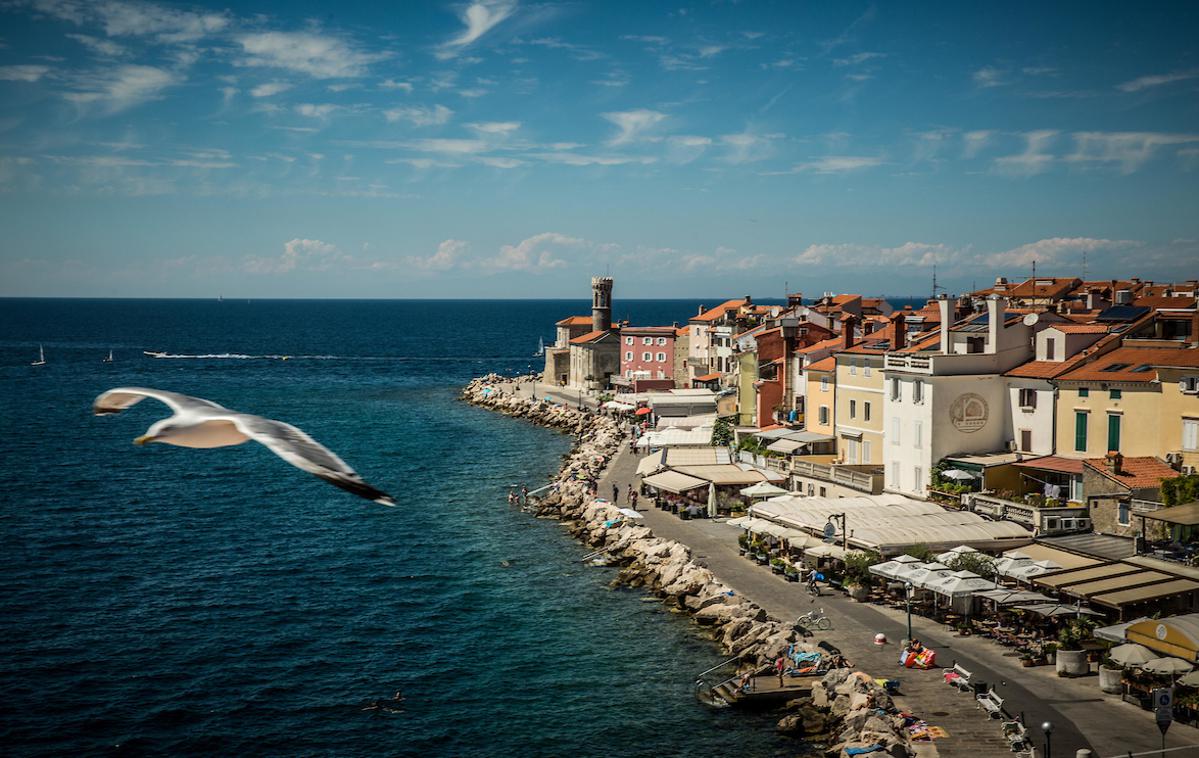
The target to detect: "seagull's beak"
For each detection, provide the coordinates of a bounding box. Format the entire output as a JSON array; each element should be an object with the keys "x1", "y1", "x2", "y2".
[{"x1": 133, "y1": 435, "x2": 155, "y2": 446}]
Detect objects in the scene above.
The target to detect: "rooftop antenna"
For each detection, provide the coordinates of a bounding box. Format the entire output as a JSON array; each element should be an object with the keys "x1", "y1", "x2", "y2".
[
  {"x1": 1082, "y1": 250, "x2": 1088, "y2": 281},
  {"x1": 1032, "y1": 259, "x2": 1037, "y2": 283},
  {"x1": 931, "y1": 263, "x2": 946, "y2": 300}
]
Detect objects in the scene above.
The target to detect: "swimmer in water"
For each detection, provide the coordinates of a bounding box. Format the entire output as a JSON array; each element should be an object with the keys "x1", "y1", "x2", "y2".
[{"x1": 362, "y1": 691, "x2": 406, "y2": 712}]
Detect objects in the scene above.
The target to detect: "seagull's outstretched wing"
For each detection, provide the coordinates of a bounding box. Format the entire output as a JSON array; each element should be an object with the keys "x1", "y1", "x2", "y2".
[
  {"x1": 93, "y1": 387, "x2": 225, "y2": 416},
  {"x1": 225, "y1": 413, "x2": 397, "y2": 506}
]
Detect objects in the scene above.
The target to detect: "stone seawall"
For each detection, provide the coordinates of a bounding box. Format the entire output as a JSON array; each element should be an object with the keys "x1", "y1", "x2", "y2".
[{"x1": 462, "y1": 375, "x2": 916, "y2": 758}]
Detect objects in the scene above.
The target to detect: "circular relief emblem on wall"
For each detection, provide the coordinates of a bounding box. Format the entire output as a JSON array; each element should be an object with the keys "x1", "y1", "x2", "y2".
[
  {"x1": 949, "y1": 392, "x2": 989, "y2": 433},
  {"x1": 1158, "y1": 623, "x2": 1169, "y2": 641}
]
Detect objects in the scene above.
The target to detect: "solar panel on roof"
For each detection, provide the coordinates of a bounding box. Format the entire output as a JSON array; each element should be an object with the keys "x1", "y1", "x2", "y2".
[
  {"x1": 1131, "y1": 364, "x2": 1154, "y2": 373},
  {"x1": 1096, "y1": 305, "x2": 1150, "y2": 323},
  {"x1": 1101, "y1": 363, "x2": 1131, "y2": 372}
]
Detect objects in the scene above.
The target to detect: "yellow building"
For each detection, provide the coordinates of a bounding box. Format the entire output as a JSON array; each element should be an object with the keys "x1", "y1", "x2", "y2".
[
  {"x1": 1055, "y1": 346, "x2": 1199, "y2": 463},
  {"x1": 805, "y1": 355, "x2": 837, "y2": 439},
  {"x1": 834, "y1": 336, "x2": 891, "y2": 465}
]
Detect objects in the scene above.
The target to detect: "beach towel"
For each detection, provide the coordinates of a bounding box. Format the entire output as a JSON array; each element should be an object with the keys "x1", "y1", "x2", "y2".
[{"x1": 845, "y1": 745, "x2": 885, "y2": 756}]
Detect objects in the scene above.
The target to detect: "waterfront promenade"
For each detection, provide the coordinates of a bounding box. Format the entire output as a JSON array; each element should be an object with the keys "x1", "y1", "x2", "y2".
[
  {"x1": 589, "y1": 441, "x2": 1199, "y2": 757},
  {"x1": 504, "y1": 380, "x2": 1199, "y2": 755}
]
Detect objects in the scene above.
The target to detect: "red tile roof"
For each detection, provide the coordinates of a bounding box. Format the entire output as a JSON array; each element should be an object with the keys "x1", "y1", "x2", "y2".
[
  {"x1": 797, "y1": 336, "x2": 842, "y2": 354},
  {"x1": 675, "y1": 325, "x2": 689, "y2": 337},
  {"x1": 1084, "y1": 456, "x2": 1178, "y2": 491},
  {"x1": 807, "y1": 356, "x2": 837, "y2": 372},
  {"x1": 1016, "y1": 456, "x2": 1085, "y2": 475},
  {"x1": 1057, "y1": 346, "x2": 1199, "y2": 382},
  {"x1": 694, "y1": 372, "x2": 722, "y2": 382},
  {"x1": 1134, "y1": 296, "x2": 1197, "y2": 310},
  {"x1": 569, "y1": 330, "x2": 608, "y2": 345},
  {"x1": 556, "y1": 315, "x2": 593, "y2": 326},
  {"x1": 1047, "y1": 323, "x2": 1109, "y2": 334},
  {"x1": 691, "y1": 298, "x2": 748, "y2": 323}
]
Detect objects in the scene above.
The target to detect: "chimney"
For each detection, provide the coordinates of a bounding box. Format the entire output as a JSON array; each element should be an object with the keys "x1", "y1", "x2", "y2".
[
  {"x1": 1106, "y1": 450, "x2": 1124, "y2": 475},
  {"x1": 986, "y1": 295, "x2": 1005, "y2": 354},
  {"x1": 937, "y1": 295, "x2": 951, "y2": 354},
  {"x1": 697, "y1": 304, "x2": 705, "y2": 316},
  {"x1": 841, "y1": 313, "x2": 857, "y2": 350},
  {"x1": 891, "y1": 311, "x2": 907, "y2": 350}
]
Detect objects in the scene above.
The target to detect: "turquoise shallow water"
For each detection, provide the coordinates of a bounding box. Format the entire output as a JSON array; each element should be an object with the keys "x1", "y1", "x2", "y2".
[{"x1": 0, "y1": 299, "x2": 794, "y2": 757}]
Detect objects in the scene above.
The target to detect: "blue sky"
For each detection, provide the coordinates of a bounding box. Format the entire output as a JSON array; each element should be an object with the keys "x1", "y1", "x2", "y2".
[{"x1": 0, "y1": 1, "x2": 1196, "y2": 298}]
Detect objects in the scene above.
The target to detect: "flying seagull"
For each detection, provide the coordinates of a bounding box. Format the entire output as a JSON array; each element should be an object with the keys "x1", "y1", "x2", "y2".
[{"x1": 94, "y1": 387, "x2": 396, "y2": 506}]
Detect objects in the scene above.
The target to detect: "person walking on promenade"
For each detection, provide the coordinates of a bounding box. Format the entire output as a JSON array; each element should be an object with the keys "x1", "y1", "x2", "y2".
[
  {"x1": 630, "y1": 490, "x2": 639, "y2": 511},
  {"x1": 612, "y1": 483, "x2": 620, "y2": 503},
  {"x1": 806, "y1": 568, "x2": 821, "y2": 599},
  {"x1": 626, "y1": 483, "x2": 634, "y2": 503}
]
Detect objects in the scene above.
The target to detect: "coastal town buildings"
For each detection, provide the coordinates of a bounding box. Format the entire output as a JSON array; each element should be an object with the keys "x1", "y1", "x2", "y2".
[
  {"x1": 617, "y1": 325, "x2": 677, "y2": 392},
  {"x1": 882, "y1": 296, "x2": 1040, "y2": 498}
]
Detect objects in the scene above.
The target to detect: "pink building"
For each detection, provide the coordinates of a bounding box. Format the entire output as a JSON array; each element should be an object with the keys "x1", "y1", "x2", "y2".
[{"x1": 619, "y1": 326, "x2": 677, "y2": 385}]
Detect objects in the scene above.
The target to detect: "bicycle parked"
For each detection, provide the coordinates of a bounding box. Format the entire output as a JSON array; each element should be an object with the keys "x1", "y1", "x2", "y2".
[{"x1": 795, "y1": 608, "x2": 833, "y2": 631}]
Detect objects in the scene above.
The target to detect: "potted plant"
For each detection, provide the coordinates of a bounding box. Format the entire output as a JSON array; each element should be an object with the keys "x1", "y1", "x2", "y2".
[
  {"x1": 784, "y1": 563, "x2": 800, "y2": 582},
  {"x1": 842, "y1": 550, "x2": 880, "y2": 602},
  {"x1": 1098, "y1": 653, "x2": 1123, "y2": 694},
  {"x1": 737, "y1": 533, "x2": 750, "y2": 556},
  {"x1": 770, "y1": 557, "x2": 787, "y2": 575},
  {"x1": 1042, "y1": 642, "x2": 1058, "y2": 665},
  {"x1": 1055, "y1": 619, "x2": 1094, "y2": 677}
]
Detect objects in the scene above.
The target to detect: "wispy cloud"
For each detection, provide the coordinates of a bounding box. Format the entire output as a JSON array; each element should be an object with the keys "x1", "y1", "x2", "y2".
[
  {"x1": 380, "y1": 78, "x2": 413, "y2": 92},
  {"x1": 791, "y1": 155, "x2": 883, "y2": 173},
  {"x1": 602, "y1": 109, "x2": 666, "y2": 145},
  {"x1": 833, "y1": 51, "x2": 885, "y2": 67},
  {"x1": 962, "y1": 130, "x2": 994, "y2": 158},
  {"x1": 993, "y1": 130, "x2": 1057, "y2": 176},
  {"x1": 795, "y1": 241, "x2": 950, "y2": 267},
  {"x1": 437, "y1": 0, "x2": 516, "y2": 59},
  {"x1": 250, "y1": 81, "x2": 291, "y2": 98},
  {"x1": 384, "y1": 104, "x2": 453, "y2": 126},
  {"x1": 295, "y1": 103, "x2": 337, "y2": 119},
  {"x1": 991, "y1": 237, "x2": 1137, "y2": 268},
  {"x1": 485, "y1": 231, "x2": 587, "y2": 271},
  {"x1": 0, "y1": 64, "x2": 52, "y2": 82},
  {"x1": 244, "y1": 238, "x2": 346, "y2": 274},
  {"x1": 65, "y1": 64, "x2": 178, "y2": 114},
  {"x1": 1117, "y1": 69, "x2": 1199, "y2": 93},
  {"x1": 30, "y1": 0, "x2": 229, "y2": 44},
  {"x1": 407, "y1": 239, "x2": 467, "y2": 271},
  {"x1": 66, "y1": 33, "x2": 126, "y2": 57},
  {"x1": 237, "y1": 31, "x2": 383, "y2": 79},
  {"x1": 466, "y1": 121, "x2": 520, "y2": 135},
  {"x1": 1066, "y1": 131, "x2": 1199, "y2": 173},
  {"x1": 973, "y1": 65, "x2": 1006, "y2": 88},
  {"x1": 720, "y1": 131, "x2": 782, "y2": 164}
]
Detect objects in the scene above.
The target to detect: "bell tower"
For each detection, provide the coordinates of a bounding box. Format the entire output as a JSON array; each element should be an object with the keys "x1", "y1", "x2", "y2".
[{"x1": 591, "y1": 276, "x2": 613, "y2": 332}]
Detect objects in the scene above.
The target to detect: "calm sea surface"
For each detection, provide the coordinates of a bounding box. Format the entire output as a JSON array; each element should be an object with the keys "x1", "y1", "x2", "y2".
[{"x1": 0, "y1": 298, "x2": 821, "y2": 757}]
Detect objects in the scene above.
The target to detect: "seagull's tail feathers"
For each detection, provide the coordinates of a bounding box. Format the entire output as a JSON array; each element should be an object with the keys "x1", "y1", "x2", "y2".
[{"x1": 316, "y1": 472, "x2": 397, "y2": 507}]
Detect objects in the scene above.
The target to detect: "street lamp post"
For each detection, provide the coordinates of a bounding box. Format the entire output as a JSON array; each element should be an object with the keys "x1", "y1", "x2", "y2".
[
  {"x1": 905, "y1": 582, "x2": 914, "y2": 643},
  {"x1": 1040, "y1": 720, "x2": 1053, "y2": 758}
]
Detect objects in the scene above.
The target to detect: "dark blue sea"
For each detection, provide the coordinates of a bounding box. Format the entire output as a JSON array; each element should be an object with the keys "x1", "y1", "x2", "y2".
[{"x1": 0, "y1": 299, "x2": 815, "y2": 758}]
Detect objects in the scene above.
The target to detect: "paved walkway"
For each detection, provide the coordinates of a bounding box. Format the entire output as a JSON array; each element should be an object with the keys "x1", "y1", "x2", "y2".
[{"x1": 593, "y1": 444, "x2": 1199, "y2": 758}]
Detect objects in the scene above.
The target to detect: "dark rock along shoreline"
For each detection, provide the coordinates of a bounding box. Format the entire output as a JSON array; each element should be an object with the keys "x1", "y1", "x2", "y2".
[{"x1": 462, "y1": 375, "x2": 918, "y2": 758}]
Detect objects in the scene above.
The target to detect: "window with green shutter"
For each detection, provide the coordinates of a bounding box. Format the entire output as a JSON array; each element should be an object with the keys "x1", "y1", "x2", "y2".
[
  {"x1": 1107, "y1": 414, "x2": 1121, "y2": 452},
  {"x1": 1110, "y1": 388, "x2": 1122, "y2": 400},
  {"x1": 1074, "y1": 411, "x2": 1088, "y2": 452},
  {"x1": 1079, "y1": 388, "x2": 1089, "y2": 398}
]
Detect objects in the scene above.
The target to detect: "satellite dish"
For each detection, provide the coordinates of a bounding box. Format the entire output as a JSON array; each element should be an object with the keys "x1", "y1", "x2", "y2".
[{"x1": 823, "y1": 522, "x2": 837, "y2": 539}]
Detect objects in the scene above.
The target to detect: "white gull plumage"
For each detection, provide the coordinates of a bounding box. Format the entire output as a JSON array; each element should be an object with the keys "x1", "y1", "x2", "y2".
[{"x1": 93, "y1": 387, "x2": 395, "y2": 506}]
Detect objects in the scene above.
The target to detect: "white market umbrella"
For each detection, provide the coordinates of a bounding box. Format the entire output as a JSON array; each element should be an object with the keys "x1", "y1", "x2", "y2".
[
  {"x1": 1177, "y1": 670, "x2": 1199, "y2": 687},
  {"x1": 995, "y1": 553, "x2": 1033, "y2": 578},
  {"x1": 907, "y1": 563, "x2": 953, "y2": 589},
  {"x1": 1109, "y1": 643, "x2": 1157, "y2": 667},
  {"x1": 1008, "y1": 560, "x2": 1063, "y2": 581},
  {"x1": 936, "y1": 545, "x2": 979, "y2": 564},
  {"x1": 739, "y1": 481, "x2": 789, "y2": 499},
  {"x1": 869, "y1": 554, "x2": 922, "y2": 580},
  {"x1": 1140, "y1": 657, "x2": 1194, "y2": 676},
  {"x1": 928, "y1": 570, "x2": 997, "y2": 598},
  {"x1": 1014, "y1": 603, "x2": 1103, "y2": 618},
  {"x1": 617, "y1": 508, "x2": 645, "y2": 520},
  {"x1": 707, "y1": 482, "x2": 717, "y2": 518},
  {"x1": 941, "y1": 469, "x2": 977, "y2": 481}
]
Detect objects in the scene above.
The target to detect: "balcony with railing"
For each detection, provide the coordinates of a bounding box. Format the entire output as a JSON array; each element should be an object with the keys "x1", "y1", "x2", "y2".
[
  {"x1": 790, "y1": 459, "x2": 883, "y2": 495},
  {"x1": 964, "y1": 492, "x2": 1090, "y2": 535},
  {"x1": 884, "y1": 354, "x2": 933, "y2": 373}
]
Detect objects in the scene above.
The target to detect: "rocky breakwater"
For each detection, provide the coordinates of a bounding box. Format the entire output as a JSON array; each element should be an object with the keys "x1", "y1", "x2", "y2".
[
  {"x1": 807, "y1": 670, "x2": 916, "y2": 758},
  {"x1": 460, "y1": 375, "x2": 798, "y2": 665},
  {"x1": 462, "y1": 376, "x2": 915, "y2": 754}
]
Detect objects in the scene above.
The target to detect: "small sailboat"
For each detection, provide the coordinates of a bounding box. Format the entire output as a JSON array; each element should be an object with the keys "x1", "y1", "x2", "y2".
[
  {"x1": 103, "y1": 349, "x2": 114, "y2": 363},
  {"x1": 31, "y1": 345, "x2": 46, "y2": 366},
  {"x1": 534, "y1": 336, "x2": 545, "y2": 357}
]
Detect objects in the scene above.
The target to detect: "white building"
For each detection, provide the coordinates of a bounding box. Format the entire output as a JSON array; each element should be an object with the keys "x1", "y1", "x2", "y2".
[
  {"x1": 882, "y1": 295, "x2": 1041, "y2": 498},
  {"x1": 1003, "y1": 323, "x2": 1112, "y2": 455}
]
